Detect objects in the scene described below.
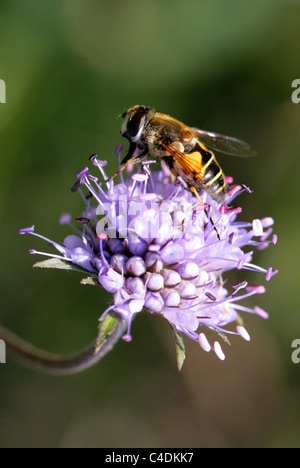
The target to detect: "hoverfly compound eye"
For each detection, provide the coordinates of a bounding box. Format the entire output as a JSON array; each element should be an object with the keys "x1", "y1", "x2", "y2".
[{"x1": 122, "y1": 106, "x2": 150, "y2": 143}]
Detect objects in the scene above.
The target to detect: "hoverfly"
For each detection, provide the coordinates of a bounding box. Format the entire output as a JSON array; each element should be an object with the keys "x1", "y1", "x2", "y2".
[{"x1": 109, "y1": 105, "x2": 255, "y2": 205}]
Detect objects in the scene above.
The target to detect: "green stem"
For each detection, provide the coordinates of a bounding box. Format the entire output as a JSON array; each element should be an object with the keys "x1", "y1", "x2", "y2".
[{"x1": 0, "y1": 319, "x2": 127, "y2": 376}]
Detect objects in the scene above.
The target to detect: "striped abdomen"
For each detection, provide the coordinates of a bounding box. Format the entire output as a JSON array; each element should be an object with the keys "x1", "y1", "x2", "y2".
[{"x1": 195, "y1": 142, "x2": 227, "y2": 201}]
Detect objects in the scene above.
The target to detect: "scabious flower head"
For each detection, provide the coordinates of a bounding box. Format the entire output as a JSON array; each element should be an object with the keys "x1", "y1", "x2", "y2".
[{"x1": 20, "y1": 145, "x2": 278, "y2": 362}]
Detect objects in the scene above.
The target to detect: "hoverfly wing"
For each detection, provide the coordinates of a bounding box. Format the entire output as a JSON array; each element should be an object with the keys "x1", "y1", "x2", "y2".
[
  {"x1": 191, "y1": 128, "x2": 256, "y2": 157},
  {"x1": 161, "y1": 142, "x2": 205, "y2": 187}
]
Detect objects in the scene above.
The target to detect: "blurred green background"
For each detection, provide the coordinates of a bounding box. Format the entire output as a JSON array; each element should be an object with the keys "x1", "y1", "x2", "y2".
[{"x1": 0, "y1": 0, "x2": 299, "y2": 448}]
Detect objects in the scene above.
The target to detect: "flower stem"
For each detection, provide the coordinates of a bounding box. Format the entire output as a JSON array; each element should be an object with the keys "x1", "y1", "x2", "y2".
[{"x1": 0, "y1": 319, "x2": 127, "y2": 375}]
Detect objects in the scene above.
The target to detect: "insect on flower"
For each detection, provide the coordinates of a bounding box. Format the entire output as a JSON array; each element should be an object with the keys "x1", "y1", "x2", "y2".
[
  {"x1": 18, "y1": 144, "x2": 278, "y2": 368},
  {"x1": 109, "y1": 105, "x2": 256, "y2": 204}
]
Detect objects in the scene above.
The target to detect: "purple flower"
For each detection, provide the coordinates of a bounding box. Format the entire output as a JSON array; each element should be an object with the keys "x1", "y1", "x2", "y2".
[{"x1": 20, "y1": 147, "x2": 278, "y2": 362}]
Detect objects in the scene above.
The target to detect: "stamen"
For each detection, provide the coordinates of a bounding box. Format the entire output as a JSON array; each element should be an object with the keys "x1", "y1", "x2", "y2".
[
  {"x1": 260, "y1": 217, "x2": 274, "y2": 228},
  {"x1": 254, "y1": 306, "x2": 269, "y2": 319},
  {"x1": 59, "y1": 214, "x2": 72, "y2": 225},
  {"x1": 82, "y1": 177, "x2": 108, "y2": 206},
  {"x1": 99, "y1": 238, "x2": 110, "y2": 269},
  {"x1": 205, "y1": 292, "x2": 217, "y2": 301},
  {"x1": 236, "y1": 326, "x2": 251, "y2": 341},
  {"x1": 88, "y1": 174, "x2": 98, "y2": 183},
  {"x1": 194, "y1": 203, "x2": 209, "y2": 211},
  {"x1": 225, "y1": 175, "x2": 234, "y2": 184},
  {"x1": 20, "y1": 229, "x2": 67, "y2": 256},
  {"x1": 98, "y1": 304, "x2": 117, "y2": 322},
  {"x1": 131, "y1": 174, "x2": 148, "y2": 182},
  {"x1": 142, "y1": 160, "x2": 156, "y2": 167},
  {"x1": 115, "y1": 144, "x2": 124, "y2": 157},
  {"x1": 214, "y1": 341, "x2": 226, "y2": 361},
  {"x1": 29, "y1": 250, "x2": 71, "y2": 261},
  {"x1": 71, "y1": 180, "x2": 81, "y2": 192},
  {"x1": 122, "y1": 334, "x2": 132, "y2": 343},
  {"x1": 260, "y1": 227, "x2": 273, "y2": 242},
  {"x1": 265, "y1": 267, "x2": 278, "y2": 281},
  {"x1": 126, "y1": 163, "x2": 134, "y2": 174},
  {"x1": 75, "y1": 167, "x2": 89, "y2": 179},
  {"x1": 139, "y1": 193, "x2": 158, "y2": 201},
  {"x1": 97, "y1": 232, "x2": 108, "y2": 241},
  {"x1": 242, "y1": 183, "x2": 253, "y2": 194},
  {"x1": 198, "y1": 333, "x2": 211, "y2": 352},
  {"x1": 232, "y1": 281, "x2": 248, "y2": 295},
  {"x1": 228, "y1": 232, "x2": 235, "y2": 244},
  {"x1": 226, "y1": 185, "x2": 242, "y2": 199},
  {"x1": 89, "y1": 153, "x2": 98, "y2": 162},
  {"x1": 245, "y1": 285, "x2": 266, "y2": 294},
  {"x1": 233, "y1": 280, "x2": 248, "y2": 289},
  {"x1": 242, "y1": 262, "x2": 267, "y2": 274},
  {"x1": 220, "y1": 205, "x2": 242, "y2": 215},
  {"x1": 252, "y1": 219, "x2": 263, "y2": 236},
  {"x1": 19, "y1": 226, "x2": 35, "y2": 235}
]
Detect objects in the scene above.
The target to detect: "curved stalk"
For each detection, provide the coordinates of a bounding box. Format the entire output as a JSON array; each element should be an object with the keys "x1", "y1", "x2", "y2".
[{"x1": 0, "y1": 318, "x2": 127, "y2": 376}]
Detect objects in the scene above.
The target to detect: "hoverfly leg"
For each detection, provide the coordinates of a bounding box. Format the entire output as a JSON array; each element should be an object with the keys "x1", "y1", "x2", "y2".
[
  {"x1": 121, "y1": 141, "x2": 138, "y2": 164},
  {"x1": 189, "y1": 186, "x2": 221, "y2": 241},
  {"x1": 107, "y1": 148, "x2": 148, "y2": 182},
  {"x1": 189, "y1": 185, "x2": 204, "y2": 205}
]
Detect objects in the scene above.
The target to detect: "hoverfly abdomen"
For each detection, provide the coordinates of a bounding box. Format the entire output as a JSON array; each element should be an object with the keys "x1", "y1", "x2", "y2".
[
  {"x1": 196, "y1": 143, "x2": 227, "y2": 201},
  {"x1": 203, "y1": 169, "x2": 227, "y2": 201}
]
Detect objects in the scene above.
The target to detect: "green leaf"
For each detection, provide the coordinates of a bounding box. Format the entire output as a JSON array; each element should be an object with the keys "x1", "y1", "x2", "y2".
[
  {"x1": 172, "y1": 327, "x2": 186, "y2": 371},
  {"x1": 80, "y1": 276, "x2": 100, "y2": 287},
  {"x1": 33, "y1": 258, "x2": 95, "y2": 276},
  {"x1": 95, "y1": 310, "x2": 123, "y2": 354}
]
